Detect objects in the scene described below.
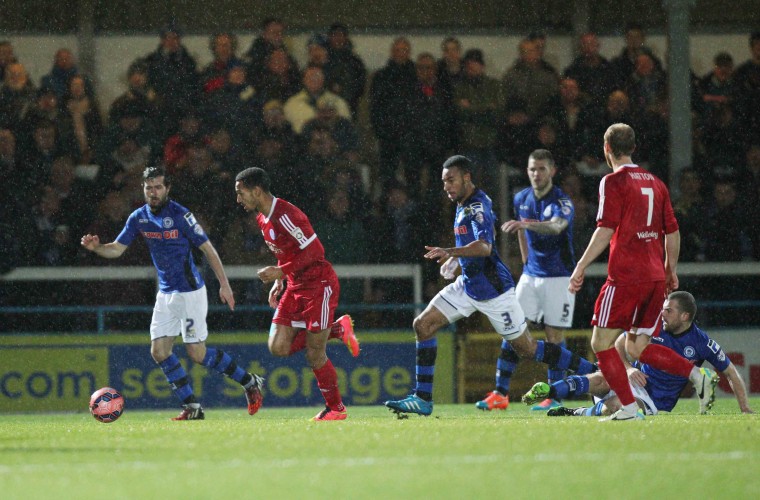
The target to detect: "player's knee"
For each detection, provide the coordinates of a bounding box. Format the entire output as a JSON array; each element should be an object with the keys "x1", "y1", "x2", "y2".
[
  {"x1": 412, "y1": 316, "x2": 436, "y2": 341},
  {"x1": 269, "y1": 342, "x2": 290, "y2": 357},
  {"x1": 305, "y1": 349, "x2": 327, "y2": 368}
]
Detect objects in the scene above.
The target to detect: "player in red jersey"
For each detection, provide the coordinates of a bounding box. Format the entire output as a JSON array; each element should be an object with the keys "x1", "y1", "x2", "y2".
[
  {"x1": 569, "y1": 123, "x2": 717, "y2": 421},
  {"x1": 234, "y1": 167, "x2": 359, "y2": 421}
]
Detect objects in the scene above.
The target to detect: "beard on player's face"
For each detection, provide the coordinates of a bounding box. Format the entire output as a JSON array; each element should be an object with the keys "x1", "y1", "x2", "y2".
[{"x1": 146, "y1": 190, "x2": 168, "y2": 214}]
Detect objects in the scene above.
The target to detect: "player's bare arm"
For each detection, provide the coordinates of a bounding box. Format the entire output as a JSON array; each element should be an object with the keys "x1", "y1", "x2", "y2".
[
  {"x1": 199, "y1": 240, "x2": 235, "y2": 311},
  {"x1": 664, "y1": 230, "x2": 681, "y2": 292},
  {"x1": 80, "y1": 234, "x2": 127, "y2": 259},
  {"x1": 569, "y1": 226, "x2": 614, "y2": 293},
  {"x1": 257, "y1": 265, "x2": 284, "y2": 284},
  {"x1": 424, "y1": 239, "x2": 491, "y2": 264},
  {"x1": 501, "y1": 216, "x2": 568, "y2": 236},
  {"x1": 721, "y1": 362, "x2": 754, "y2": 414}
]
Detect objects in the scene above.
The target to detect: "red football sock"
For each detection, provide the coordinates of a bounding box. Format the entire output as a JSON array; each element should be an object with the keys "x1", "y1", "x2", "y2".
[
  {"x1": 595, "y1": 347, "x2": 636, "y2": 406},
  {"x1": 313, "y1": 358, "x2": 344, "y2": 411},
  {"x1": 639, "y1": 343, "x2": 693, "y2": 378},
  {"x1": 328, "y1": 321, "x2": 342, "y2": 340},
  {"x1": 288, "y1": 330, "x2": 307, "y2": 355}
]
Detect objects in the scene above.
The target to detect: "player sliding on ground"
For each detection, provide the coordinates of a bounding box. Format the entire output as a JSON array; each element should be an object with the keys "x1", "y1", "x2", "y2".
[
  {"x1": 384, "y1": 155, "x2": 597, "y2": 417},
  {"x1": 522, "y1": 291, "x2": 753, "y2": 416}
]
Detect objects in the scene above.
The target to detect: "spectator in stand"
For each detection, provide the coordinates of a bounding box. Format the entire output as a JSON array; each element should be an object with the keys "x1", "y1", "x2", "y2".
[
  {"x1": 284, "y1": 65, "x2": 351, "y2": 135},
  {"x1": 0, "y1": 62, "x2": 36, "y2": 133},
  {"x1": 372, "y1": 182, "x2": 422, "y2": 264},
  {"x1": 306, "y1": 33, "x2": 330, "y2": 70},
  {"x1": 63, "y1": 74, "x2": 103, "y2": 164},
  {"x1": 563, "y1": 32, "x2": 616, "y2": 110},
  {"x1": 559, "y1": 169, "x2": 596, "y2": 260},
  {"x1": 576, "y1": 89, "x2": 633, "y2": 177},
  {"x1": 99, "y1": 131, "x2": 152, "y2": 193},
  {"x1": 201, "y1": 32, "x2": 243, "y2": 95},
  {"x1": 293, "y1": 125, "x2": 344, "y2": 211},
  {"x1": 437, "y1": 37, "x2": 464, "y2": 96},
  {"x1": 245, "y1": 18, "x2": 298, "y2": 86},
  {"x1": 733, "y1": 32, "x2": 760, "y2": 146},
  {"x1": 40, "y1": 48, "x2": 95, "y2": 101},
  {"x1": 81, "y1": 191, "x2": 148, "y2": 266},
  {"x1": 204, "y1": 63, "x2": 262, "y2": 144},
  {"x1": 48, "y1": 155, "x2": 92, "y2": 236},
  {"x1": 301, "y1": 97, "x2": 360, "y2": 163},
  {"x1": 540, "y1": 77, "x2": 594, "y2": 165},
  {"x1": 324, "y1": 23, "x2": 366, "y2": 117},
  {"x1": 142, "y1": 22, "x2": 200, "y2": 135},
  {"x1": 702, "y1": 179, "x2": 754, "y2": 262},
  {"x1": 97, "y1": 100, "x2": 159, "y2": 172},
  {"x1": 312, "y1": 188, "x2": 368, "y2": 304},
  {"x1": 698, "y1": 52, "x2": 736, "y2": 117},
  {"x1": 20, "y1": 86, "x2": 78, "y2": 156},
  {"x1": 610, "y1": 23, "x2": 663, "y2": 89},
  {"x1": 255, "y1": 47, "x2": 301, "y2": 103},
  {"x1": 208, "y1": 127, "x2": 244, "y2": 180},
  {"x1": 625, "y1": 52, "x2": 667, "y2": 120},
  {"x1": 454, "y1": 49, "x2": 503, "y2": 186},
  {"x1": 0, "y1": 41, "x2": 17, "y2": 81},
  {"x1": 164, "y1": 108, "x2": 206, "y2": 175},
  {"x1": 672, "y1": 168, "x2": 707, "y2": 262},
  {"x1": 108, "y1": 60, "x2": 158, "y2": 129},
  {"x1": 18, "y1": 119, "x2": 63, "y2": 194},
  {"x1": 527, "y1": 30, "x2": 559, "y2": 75},
  {"x1": 370, "y1": 37, "x2": 417, "y2": 190},
  {"x1": 699, "y1": 101, "x2": 745, "y2": 173},
  {"x1": 31, "y1": 185, "x2": 78, "y2": 265},
  {"x1": 0, "y1": 128, "x2": 35, "y2": 270},
  {"x1": 503, "y1": 38, "x2": 559, "y2": 121},
  {"x1": 404, "y1": 52, "x2": 456, "y2": 197},
  {"x1": 249, "y1": 100, "x2": 298, "y2": 194}
]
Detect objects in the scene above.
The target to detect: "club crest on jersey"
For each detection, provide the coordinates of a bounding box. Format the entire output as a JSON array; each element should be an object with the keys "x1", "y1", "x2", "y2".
[
  {"x1": 183, "y1": 212, "x2": 197, "y2": 226},
  {"x1": 543, "y1": 205, "x2": 553, "y2": 218},
  {"x1": 683, "y1": 346, "x2": 696, "y2": 358},
  {"x1": 163, "y1": 217, "x2": 174, "y2": 228},
  {"x1": 269, "y1": 229, "x2": 276, "y2": 240}
]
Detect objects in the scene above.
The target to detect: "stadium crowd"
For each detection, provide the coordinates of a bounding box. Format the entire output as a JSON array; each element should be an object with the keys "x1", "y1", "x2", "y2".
[{"x1": 1, "y1": 21, "x2": 760, "y2": 306}]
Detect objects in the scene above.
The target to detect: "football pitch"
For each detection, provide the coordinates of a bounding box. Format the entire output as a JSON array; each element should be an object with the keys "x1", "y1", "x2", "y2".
[{"x1": 2, "y1": 399, "x2": 758, "y2": 500}]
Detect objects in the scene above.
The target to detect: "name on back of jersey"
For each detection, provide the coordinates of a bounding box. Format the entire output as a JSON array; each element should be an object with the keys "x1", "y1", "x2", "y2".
[{"x1": 628, "y1": 171, "x2": 655, "y2": 181}]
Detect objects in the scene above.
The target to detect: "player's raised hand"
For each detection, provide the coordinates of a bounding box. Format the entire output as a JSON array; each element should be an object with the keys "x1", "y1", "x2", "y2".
[
  {"x1": 500, "y1": 220, "x2": 524, "y2": 234},
  {"x1": 80, "y1": 234, "x2": 100, "y2": 251},
  {"x1": 219, "y1": 283, "x2": 235, "y2": 311},
  {"x1": 569, "y1": 265, "x2": 584, "y2": 293},
  {"x1": 424, "y1": 246, "x2": 450, "y2": 264}
]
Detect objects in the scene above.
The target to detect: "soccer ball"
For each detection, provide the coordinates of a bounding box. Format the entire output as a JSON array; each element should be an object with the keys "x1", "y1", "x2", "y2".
[{"x1": 89, "y1": 387, "x2": 124, "y2": 423}]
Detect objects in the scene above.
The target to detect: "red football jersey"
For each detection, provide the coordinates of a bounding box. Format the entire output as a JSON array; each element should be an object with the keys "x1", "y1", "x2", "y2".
[
  {"x1": 256, "y1": 197, "x2": 337, "y2": 288},
  {"x1": 596, "y1": 164, "x2": 679, "y2": 284}
]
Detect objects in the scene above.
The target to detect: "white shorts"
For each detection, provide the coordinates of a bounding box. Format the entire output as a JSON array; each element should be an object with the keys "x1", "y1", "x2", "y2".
[
  {"x1": 430, "y1": 276, "x2": 526, "y2": 340},
  {"x1": 515, "y1": 274, "x2": 575, "y2": 328},
  {"x1": 150, "y1": 286, "x2": 208, "y2": 344},
  {"x1": 597, "y1": 383, "x2": 659, "y2": 416}
]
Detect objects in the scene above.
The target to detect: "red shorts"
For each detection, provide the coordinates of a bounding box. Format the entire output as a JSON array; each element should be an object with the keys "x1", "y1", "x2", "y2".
[
  {"x1": 591, "y1": 280, "x2": 666, "y2": 335},
  {"x1": 272, "y1": 279, "x2": 340, "y2": 333}
]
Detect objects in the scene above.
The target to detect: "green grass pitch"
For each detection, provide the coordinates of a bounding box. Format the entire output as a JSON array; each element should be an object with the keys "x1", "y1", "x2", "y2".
[{"x1": 2, "y1": 399, "x2": 758, "y2": 499}]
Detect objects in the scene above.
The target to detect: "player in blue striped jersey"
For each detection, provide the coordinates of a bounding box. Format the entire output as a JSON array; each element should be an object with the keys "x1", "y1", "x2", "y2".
[
  {"x1": 522, "y1": 291, "x2": 754, "y2": 416},
  {"x1": 477, "y1": 149, "x2": 580, "y2": 412},
  {"x1": 81, "y1": 166, "x2": 264, "y2": 420},
  {"x1": 385, "y1": 155, "x2": 596, "y2": 417}
]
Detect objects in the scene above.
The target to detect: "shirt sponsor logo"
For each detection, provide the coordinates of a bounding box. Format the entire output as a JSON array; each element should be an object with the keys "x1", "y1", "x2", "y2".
[
  {"x1": 163, "y1": 217, "x2": 174, "y2": 228},
  {"x1": 637, "y1": 231, "x2": 659, "y2": 240},
  {"x1": 266, "y1": 241, "x2": 282, "y2": 254},
  {"x1": 142, "y1": 231, "x2": 163, "y2": 239},
  {"x1": 454, "y1": 225, "x2": 468, "y2": 235}
]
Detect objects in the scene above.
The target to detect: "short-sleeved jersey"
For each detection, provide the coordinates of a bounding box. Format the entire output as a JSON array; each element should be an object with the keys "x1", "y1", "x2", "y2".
[
  {"x1": 256, "y1": 197, "x2": 337, "y2": 289},
  {"x1": 116, "y1": 200, "x2": 208, "y2": 293},
  {"x1": 596, "y1": 164, "x2": 679, "y2": 284},
  {"x1": 454, "y1": 189, "x2": 515, "y2": 300},
  {"x1": 634, "y1": 323, "x2": 731, "y2": 412},
  {"x1": 514, "y1": 185, "x2": 575, "y2": 277}
]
